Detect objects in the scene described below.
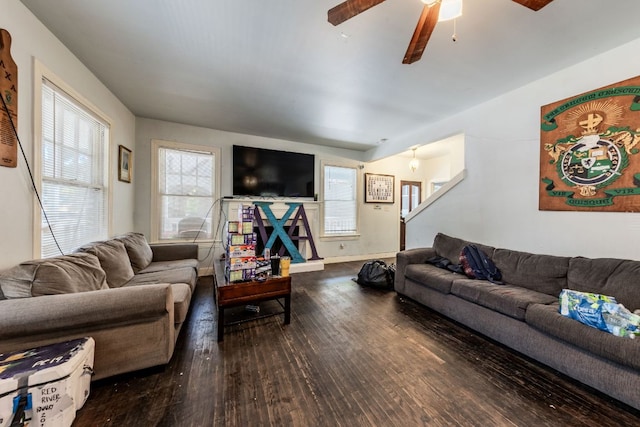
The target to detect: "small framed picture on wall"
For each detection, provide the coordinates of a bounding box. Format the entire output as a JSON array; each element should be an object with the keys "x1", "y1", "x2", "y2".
[
  {"x1": 118, "y1": 145, "x2": 132, "y2": 183},
  {"x1": 365, "y1": 173, "x2": 394, "y2": 203}
]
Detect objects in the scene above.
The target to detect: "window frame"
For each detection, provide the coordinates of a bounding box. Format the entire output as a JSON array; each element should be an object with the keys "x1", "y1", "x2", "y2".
[
  {"x1": 33, "y1": 61, "x2": 113, "y2": 258},
  {"x1": 429, "y1": 179, "x2": 449, "y2": 196},
  {"x1": 320, "y1": 161, "x2": 360, "y2": 238},
  {"x1": 150, "y1": 139, "x2": 220, "y2": 244},
  {"x1": 400, "y1": 180, "x2": 422, "y2": 218}
]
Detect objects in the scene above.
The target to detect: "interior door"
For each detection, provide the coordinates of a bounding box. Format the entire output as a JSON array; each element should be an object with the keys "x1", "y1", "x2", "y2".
[{"x1": 400, "y1": 181, "x2": 421, "y2": 250}]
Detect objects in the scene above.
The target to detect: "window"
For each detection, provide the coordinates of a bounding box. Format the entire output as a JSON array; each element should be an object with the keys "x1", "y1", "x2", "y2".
[
  {"x1": 430, "y1": 179, "x2": 448, "y2": 196},
  {"x1": 152, "y1": 140, "x2": 217, "y2": 242},
  {"x1": 323, "y1": 165, "x2": 357, "y2": 235},
  {"x1": 39, "y1": 78, "x2": 110, "y2": 258}
]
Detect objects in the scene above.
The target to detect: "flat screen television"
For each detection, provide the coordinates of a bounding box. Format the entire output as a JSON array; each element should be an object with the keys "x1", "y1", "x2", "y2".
[{"x1": 232, "y1": 145, "x2": 315, "y2": 198}]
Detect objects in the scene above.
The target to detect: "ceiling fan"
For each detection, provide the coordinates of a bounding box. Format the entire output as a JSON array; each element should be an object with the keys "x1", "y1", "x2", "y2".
[{"x1": 328, "y1": 0, "x2": 554, "y2": 64}]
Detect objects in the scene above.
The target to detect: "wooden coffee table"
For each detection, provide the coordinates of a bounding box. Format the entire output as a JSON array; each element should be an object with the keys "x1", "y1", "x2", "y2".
[{"x1": 214, "y1": 265, "x2": 291, "y2": 342}]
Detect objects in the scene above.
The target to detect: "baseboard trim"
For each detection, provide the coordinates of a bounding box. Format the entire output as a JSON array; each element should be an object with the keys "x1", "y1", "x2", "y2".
[{"x1": 322, "y1": 252, "x2": 396, "y2": 264}]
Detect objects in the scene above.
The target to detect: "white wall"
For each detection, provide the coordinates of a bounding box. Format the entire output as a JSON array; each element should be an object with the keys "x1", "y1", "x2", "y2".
[
  {"x1": 422, "y1": 155, "x2": 450, "y2": 196},
  {"x1": 135, "y1": 118, "x2": 407, "y2": 263},
  {"x1": 0, "y1": 0, "x2": 136, "y2": 269},
  {"x1": 390, "y1": 36, "x2": 640, "y2": 260}
]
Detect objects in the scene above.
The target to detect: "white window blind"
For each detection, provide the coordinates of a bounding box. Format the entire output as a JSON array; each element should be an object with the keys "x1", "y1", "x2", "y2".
[
  {"x1": 157, "y1": 146, "x2": 215, "y2": 240},
  {"x1": 323, "y1": 165, "x2": 357, "y2": 235},
  {"x1": 41, "y1": 79, "x2": 109, "y2": 257}
]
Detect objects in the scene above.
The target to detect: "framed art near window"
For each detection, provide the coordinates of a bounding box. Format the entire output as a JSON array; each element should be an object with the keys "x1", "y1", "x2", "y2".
[
  {"x1": 365, "y1": 173, "x2": 394, "y2": 203},
  {"x1": 118, "y1": 145, "x2": 132, "y2": 183}
]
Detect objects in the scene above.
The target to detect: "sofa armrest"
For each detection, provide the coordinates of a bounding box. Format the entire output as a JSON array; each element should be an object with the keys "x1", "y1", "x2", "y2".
[
  {"x1": 0, "y1": 283, "x2": 173, "y2": 343},
  {"x1": 150, "y1": 243, "x2": 198, "y2": 262},
  {"x1": 394, "y1": 247, "x2": 436, "y2": 294}
]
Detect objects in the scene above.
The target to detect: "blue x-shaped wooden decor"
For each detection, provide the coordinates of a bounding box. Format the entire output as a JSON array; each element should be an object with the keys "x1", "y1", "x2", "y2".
[{"x1": 254, "y1": 202, "x2": 305, "y2": 263}]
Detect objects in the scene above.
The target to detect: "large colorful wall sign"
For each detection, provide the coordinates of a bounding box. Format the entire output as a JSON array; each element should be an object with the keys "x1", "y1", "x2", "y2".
[{"x1": 540, "y1": 75, "x2": 640, "y2": 211}]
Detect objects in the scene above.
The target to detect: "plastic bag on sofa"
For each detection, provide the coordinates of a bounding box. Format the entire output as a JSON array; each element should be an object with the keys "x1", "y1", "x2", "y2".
[{"x1": 559, "y1": 289, "x2": 640, "y2": 338}]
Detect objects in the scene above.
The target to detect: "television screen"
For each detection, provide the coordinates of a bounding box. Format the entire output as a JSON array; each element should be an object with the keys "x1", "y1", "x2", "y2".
[{"x1": 232, "y1": 145, "x2": 315, "y2": 198}]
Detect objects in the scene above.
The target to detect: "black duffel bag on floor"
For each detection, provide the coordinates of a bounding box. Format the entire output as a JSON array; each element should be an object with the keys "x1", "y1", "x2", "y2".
[{"x1": 355, "y1": 260, "x2": 394, "y2": 290}]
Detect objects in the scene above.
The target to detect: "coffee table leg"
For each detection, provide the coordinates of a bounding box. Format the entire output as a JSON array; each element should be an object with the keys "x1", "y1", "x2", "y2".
[
  {"x1": 284, "y1": 295, "x2": 291, "y2": 324},
  {"x1": 217, "y1": 306, "x2": 224, "y2": 342}
]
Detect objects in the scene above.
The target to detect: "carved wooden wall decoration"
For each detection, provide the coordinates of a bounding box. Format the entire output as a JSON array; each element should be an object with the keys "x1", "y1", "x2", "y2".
[
  {"x1": 539, "y1": 75, "x2": 640, "y2": 211},
  {"x1": 0, "y1": 29, "x2": 17, "y2": 168}
]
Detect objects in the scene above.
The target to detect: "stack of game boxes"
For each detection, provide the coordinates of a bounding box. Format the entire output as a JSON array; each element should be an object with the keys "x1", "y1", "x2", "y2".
[{"x1": 225, "y1": 204, "x2": 257, "y2": 282}]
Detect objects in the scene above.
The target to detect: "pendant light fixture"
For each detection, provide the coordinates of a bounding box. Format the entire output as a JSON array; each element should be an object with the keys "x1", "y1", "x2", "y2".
[{"x1": 409, "y1": 148, "x2": 420, "y2": 172}]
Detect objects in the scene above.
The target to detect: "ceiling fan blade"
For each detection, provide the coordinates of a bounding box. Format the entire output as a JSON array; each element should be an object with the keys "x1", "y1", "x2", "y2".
[
  {"x1": 328, "y1": 0, "x2": 387, "y2": 26},
  {"x1": 511, "y1": 0, "x2": 554, "y2": 11},
  {"x1": 403, "y1": 4, "x2": 440, "y2": 65}
]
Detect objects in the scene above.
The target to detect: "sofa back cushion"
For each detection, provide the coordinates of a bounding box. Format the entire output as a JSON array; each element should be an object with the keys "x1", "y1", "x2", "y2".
[
  {"x1": 22, "y1": 253, "x2": 108, "y2": 296},
  {"x1": 492, "y1": 249, "x2": 569, "y2": 296},
  {"x1": 77, "y1": 240, "x2": 135, "y2": 287},
  {"x1": 568, "y1": 257, "x2": 640, "y2": 310},
  {"x1": 433, "y1": 233, "x2": 495, "y2": 264},
  {"x1": 115, "y1": 232, "x2": 153, "y2": 273}
]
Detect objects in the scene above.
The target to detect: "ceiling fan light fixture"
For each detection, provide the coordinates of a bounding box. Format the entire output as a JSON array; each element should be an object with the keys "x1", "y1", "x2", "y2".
[{"x1": 438, "y1": 0, "x2": 462, "y2": 22}]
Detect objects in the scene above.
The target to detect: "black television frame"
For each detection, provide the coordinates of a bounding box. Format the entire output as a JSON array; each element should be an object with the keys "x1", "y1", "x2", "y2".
[{"x1": 232, "y1": 145, "x2": 315, "y2": 198}]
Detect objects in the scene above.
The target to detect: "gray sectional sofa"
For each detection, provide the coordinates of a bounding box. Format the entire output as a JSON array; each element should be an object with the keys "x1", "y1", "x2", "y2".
[
  {"x1": 0, "y1": 232, "x2": 198, "y2": 380},
  {"x1": 395, "y1": 233, "x2": 640, "y2": 410}
]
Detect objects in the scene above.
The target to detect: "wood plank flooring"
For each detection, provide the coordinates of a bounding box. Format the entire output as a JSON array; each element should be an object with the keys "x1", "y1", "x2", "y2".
[{"x1": 74, "y1": 261, "x2": 640, "y2": 426}]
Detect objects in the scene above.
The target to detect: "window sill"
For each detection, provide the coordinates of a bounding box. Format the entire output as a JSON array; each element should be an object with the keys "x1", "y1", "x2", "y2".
[
  {"x1": 319, "y1": 233, "x2": 360, "y2": 240},
  {"x1": 152, "y1": 239, "x2": 214, "y2": 245}
]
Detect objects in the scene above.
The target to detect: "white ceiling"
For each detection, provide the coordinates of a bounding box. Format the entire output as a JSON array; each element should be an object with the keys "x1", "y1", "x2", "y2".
[{"x1": 20, "y1": 0, "x2": 640, "y2": 152}]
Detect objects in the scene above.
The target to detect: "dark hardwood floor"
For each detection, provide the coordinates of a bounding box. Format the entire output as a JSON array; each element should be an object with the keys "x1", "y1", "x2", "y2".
[{"x1": 74, "y1": 261, "x2": 640, "y2": 426}]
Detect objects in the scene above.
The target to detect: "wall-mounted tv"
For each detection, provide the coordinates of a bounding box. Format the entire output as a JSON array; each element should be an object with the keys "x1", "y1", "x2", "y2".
[{"x1": 232, "y1": 145, "x2": 315, "y2": 198}]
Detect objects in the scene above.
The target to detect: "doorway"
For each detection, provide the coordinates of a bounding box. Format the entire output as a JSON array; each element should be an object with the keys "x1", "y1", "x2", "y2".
[{"x1": 400, "y1": 181, "x2": 422, "y2": 250}]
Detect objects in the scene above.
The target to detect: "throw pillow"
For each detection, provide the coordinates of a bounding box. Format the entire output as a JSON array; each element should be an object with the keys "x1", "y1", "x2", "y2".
[
  {"x1": 0, "y1": 264, "x2": 36, "y2": 299},
  {"x1": 77, "y1": 240, "x2": 135, "y2": 287},
  {"x1": 115, "y1": 232, "x2": 153, "y2": 273},
  {"x1": 26, "y1": 253, "x2": 108, "y2": 296}
]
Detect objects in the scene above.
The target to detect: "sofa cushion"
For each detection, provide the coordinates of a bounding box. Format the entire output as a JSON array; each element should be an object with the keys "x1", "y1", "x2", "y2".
[
  {"x1": 124, "y1": 267, "x2": 197, "y2": 290},
  {"x1": 526, "y1": 303, "x2": 640, "y2": 371},
  {"x1": 492, "y1": 249, "x2": 569, "y2": 296},
  {"x1": 433, "y1": 233, "x2": 495, "y2": 265},
  {"x1": 451, "y1": 278, "x2": 558, "y2": 320},
  {"x1": 77, "y1": 240, "x2": 135, "y2": 288},
  {"x1": 138, "y1": 259, "x2": 199, "y2": 275},
  {"x1": 0, "y1": 264, "x2": 37, "y2": 299},
  {"x1": 23, "y1": 253, "x2": 109, "y2": 296},
  {"x1": 433, "y1": 233, "x2": 467, "y2": 263},
  {"x1": 115, "y1": 232, "x2": 153, "y2": 273},
  {"x1": 405, "y1": 264, "x2": 458, "y2": 294},
  {"x1": 170, "y1": 283, "x2": 192, "y2": 325},
  {"x1": 567, "y1": 257, "x2": 640, "y2": 310}
]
